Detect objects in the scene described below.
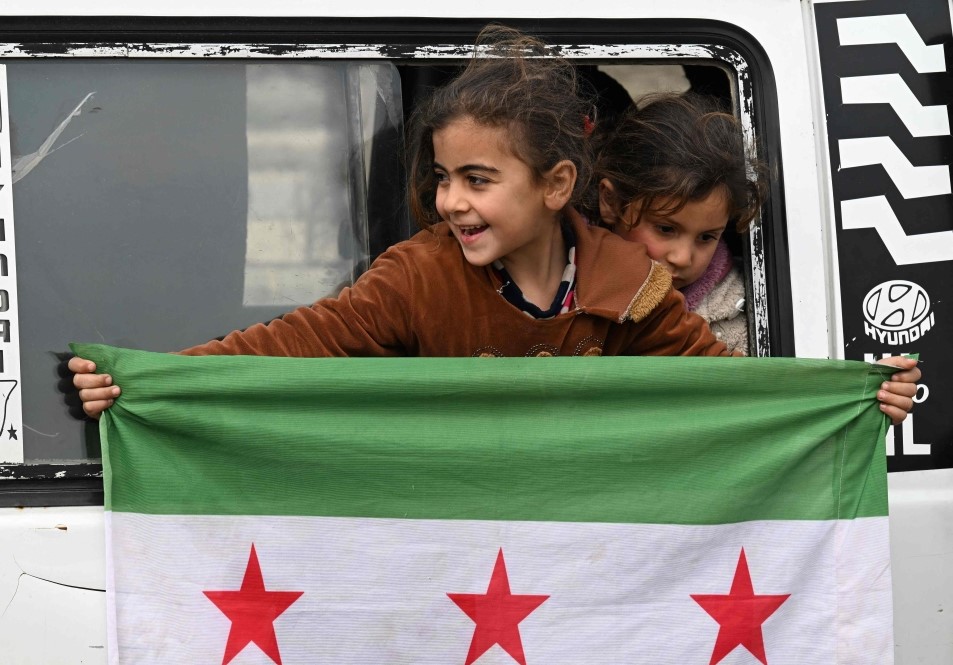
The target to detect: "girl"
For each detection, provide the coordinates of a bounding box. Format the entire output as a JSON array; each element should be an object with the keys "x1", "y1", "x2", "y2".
[
  {"x1": 70, "y1": 28, "x2": 734, "y2": 414},
  {"x1": 70, "y1": 30, "x2": 919, "y2": 423},
  {"x1": 591, "y1": 91, "x2": 919, "y2": 417},
  {"x1": 593, "y1": 93, "x2": 766, "y2": 355}
]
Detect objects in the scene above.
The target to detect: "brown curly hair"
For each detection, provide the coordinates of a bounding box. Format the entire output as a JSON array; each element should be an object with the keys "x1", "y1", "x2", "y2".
[
  {"x1": 591, "y1": 92, "x2": 767, "y2": 233},
  {"x1": 406, "y1": 25, "x2": 595, "y2": 228}
]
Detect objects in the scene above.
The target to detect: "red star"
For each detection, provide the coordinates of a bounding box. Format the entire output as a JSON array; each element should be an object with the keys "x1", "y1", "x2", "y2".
[
  {"x1": 203, "y1": 543, "x2": 303, "y2": 665},
  {"x1": 691, "y1": 548, "x2": 790, "y2": 665},
  {"x1": 448, "y1": 549, "x2": 549, "y2": 665}
]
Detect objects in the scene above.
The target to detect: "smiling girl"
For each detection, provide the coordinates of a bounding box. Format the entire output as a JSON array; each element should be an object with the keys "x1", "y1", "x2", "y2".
[
  {"x1": 70, "y1": 28, "x2": 743, "y2": 418},
  {"x1": 71, "y1": 31, "x2": 918, "y2": 423}
]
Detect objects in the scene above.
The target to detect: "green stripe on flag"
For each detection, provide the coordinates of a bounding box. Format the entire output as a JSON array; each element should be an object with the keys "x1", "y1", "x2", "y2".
[{"x1": 72, "y1": 343, "x2": 891, "y2": 525}]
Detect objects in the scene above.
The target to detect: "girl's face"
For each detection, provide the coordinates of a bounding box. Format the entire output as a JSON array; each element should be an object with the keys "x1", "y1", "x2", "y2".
[
  {"x1": 613, "y1": 189, "x2": 730, "y2": 290},
  {"x1": 432, "y1": 117, "x2": 572, "y2": 273}
]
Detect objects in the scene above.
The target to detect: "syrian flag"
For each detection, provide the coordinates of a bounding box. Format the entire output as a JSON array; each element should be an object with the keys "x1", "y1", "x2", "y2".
[{"x1": 73, "y1": 344, "x2": 895, "y2": 665}]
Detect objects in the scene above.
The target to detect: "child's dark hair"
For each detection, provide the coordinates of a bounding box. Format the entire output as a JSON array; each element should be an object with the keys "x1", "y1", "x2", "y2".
[
  {"x1": 407, "y1": 25, "x2": 595, "y2": 228},
  {"x1": 593, "y1": 92, "x2": 768, "y2": 232}
]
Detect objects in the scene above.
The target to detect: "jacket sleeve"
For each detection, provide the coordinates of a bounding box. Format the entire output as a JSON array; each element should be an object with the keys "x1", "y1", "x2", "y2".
[
  {"x1": 623, "y1": 288, "x2": 734, "y2": 357},
  {"x1": 178, "y1": 249, "x2": 417, "y2": 357}
]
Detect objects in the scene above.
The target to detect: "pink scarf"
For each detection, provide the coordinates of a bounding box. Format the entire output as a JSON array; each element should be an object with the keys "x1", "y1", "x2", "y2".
[{"x1": 679, "y1": 238, "x2": 732, "y2": 311}]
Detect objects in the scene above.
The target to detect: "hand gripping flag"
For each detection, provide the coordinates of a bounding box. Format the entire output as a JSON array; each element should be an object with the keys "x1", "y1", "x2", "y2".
[{"x1": 72, "y1": 343, "x2": 896, "y2": 665}]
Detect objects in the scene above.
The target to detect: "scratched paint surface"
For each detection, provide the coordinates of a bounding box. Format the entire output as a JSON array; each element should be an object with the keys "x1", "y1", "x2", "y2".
[{"x1": 0, "y1": 506, "x2": 106, "y2": 664}]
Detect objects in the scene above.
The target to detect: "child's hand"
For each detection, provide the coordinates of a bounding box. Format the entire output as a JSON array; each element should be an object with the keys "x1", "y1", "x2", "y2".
[
  {"x1": 68, "y1": 356, "x2": 121, "y2": 419},
  {"x1": 874, "y1": 356, "x2": 921, "y2": 425}
]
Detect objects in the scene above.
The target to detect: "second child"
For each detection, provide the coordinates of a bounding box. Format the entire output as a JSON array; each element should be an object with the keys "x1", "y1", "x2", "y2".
[
  {"x1": 591, "y1": 91, "x2": 919, "y2": 419},
  {"x1": 592, "y1": 93, "x2": 764, "y2": 354}
]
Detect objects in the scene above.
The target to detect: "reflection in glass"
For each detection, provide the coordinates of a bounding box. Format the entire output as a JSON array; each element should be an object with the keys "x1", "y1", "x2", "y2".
[{"x1": 7, "y1": 60, "x2": 404, "y2": 463}]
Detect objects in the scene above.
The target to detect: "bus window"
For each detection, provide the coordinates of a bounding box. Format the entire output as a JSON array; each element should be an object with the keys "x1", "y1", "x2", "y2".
[
  {"x1": 4, "y1": 59, "x2": 407, "y2": 466},
  {"x1": 0, "y1": 20, "x2": 787, "y2": 504}
]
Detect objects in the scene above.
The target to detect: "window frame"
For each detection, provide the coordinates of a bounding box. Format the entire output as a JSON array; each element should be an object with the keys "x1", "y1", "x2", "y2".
[{"x1": 0, "y1": 17, "x2": 792, "y2": 507}]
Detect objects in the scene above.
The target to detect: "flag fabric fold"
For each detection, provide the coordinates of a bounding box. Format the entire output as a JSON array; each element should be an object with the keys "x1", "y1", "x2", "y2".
[{"x1": 72, "y1": 343, "x2": 894, "y2": 665}]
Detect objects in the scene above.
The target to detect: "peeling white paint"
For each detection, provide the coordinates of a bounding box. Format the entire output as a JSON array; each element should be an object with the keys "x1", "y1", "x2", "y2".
[{"x1": 0, "y1": 41, "x2": 731, "y2": 60}]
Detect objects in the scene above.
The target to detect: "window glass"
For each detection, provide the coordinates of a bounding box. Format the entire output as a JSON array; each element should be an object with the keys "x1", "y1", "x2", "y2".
[
  {"x1": 4, "y1": 54, "x2": 752, "y2": 468},
  {"x1": 7, "y1": 60, "x2": 405, "y2": 463}
]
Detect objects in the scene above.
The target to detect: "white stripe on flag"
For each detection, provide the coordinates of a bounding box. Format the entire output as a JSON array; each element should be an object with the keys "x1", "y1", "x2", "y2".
[{"x1": 107, "y1": 513, "x2": 891, "y2": 665}]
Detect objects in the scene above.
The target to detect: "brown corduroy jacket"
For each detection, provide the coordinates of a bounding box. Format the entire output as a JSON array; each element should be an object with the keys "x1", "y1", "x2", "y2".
[{"x1": 180, "y1": 211, "x2": 729, "y2": 359}]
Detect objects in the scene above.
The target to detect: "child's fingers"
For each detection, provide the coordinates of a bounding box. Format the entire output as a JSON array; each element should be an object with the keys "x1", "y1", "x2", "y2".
[
  {"x1": 874, "y1": 356, "x2": 921, "y2": 385},
  {"x1": 875, "y1": 355, "x2": 920, "y2": 376},
  {"x1": 877, "y1": 383, "x2": 914, "y2": 426},
  {"x1": 79, "y1": 385, "x2": 120, "y2": 405},
  {"x1": 81, "y1": 398, "x2": 114, "y2": 420},
  {"x1": 875, "y1": 355, "x2": 917, "y2": 369},
  {"x1": 887, "y1": 367, "x2": 922, "y2": 384},
  {"x1": 67, "y1": 356, "x2": 97, "y2": 374},
  {"x1": 68, "y1": 355, "x2": 119, "y2": 417},
  {"x1": 881, "y1": 380, "x2": 917, "y2": 399},
  {"x1": 73, "y1": 372, "x2": 112, "y2": 390},
  {"x1": 880, "y1": 402, "x2": 909, "y2": 426}
]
